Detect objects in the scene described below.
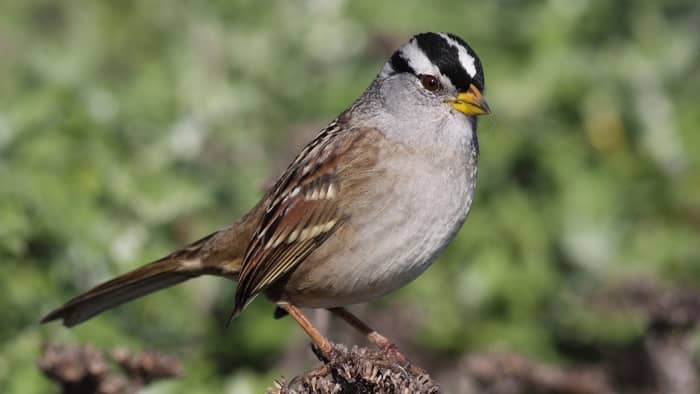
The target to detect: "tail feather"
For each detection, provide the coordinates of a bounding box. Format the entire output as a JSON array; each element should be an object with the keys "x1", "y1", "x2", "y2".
[
  {"x1": 41, "y1": 258, "x2": 197, "y2": 327},
  {"x1": 41, "y1": 217, "x2": 259, "y2": 328}
]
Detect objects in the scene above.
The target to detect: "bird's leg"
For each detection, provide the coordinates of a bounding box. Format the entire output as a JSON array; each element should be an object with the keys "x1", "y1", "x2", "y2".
[
  {"x1": 329, "y1": 307, "x2": 407, "y2": 363},
  {"x1": 277, "y1": 303, "x2": 333, "y2": 357}
]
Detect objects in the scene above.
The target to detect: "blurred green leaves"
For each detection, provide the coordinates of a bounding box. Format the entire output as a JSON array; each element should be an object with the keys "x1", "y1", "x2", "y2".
[{"x1": 1, "y1": 0, "x2": 698, "y2": 392}]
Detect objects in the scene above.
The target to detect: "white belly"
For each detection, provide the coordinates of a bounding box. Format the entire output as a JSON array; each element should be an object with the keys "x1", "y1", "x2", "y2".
[{"x1": 284, "y1": 147, "x2": 477, "y2": 308}]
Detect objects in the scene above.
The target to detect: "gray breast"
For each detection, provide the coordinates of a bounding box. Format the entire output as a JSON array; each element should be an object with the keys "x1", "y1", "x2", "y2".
[{"x1": 284, "y1": 129, "x2": 478, "y2": 308}]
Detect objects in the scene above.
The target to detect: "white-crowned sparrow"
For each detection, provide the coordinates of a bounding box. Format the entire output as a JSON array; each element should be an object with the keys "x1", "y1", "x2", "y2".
[{"x1": 42, "y1": 32, "x2": 490, "y2": 357}]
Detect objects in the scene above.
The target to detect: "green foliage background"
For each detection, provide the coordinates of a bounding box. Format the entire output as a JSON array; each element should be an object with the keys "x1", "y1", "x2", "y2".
[{"x1": 1, "y1": 0, "x2": 699, "y2": 392}]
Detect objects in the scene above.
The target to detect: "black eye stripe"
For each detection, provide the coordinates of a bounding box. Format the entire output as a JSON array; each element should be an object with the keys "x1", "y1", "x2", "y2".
[
  {"x1": 383, "y1": 32, "x2": 485, "y2": 93},
  {"x1": 390, "y1": 52, "x2": 415, "y2": 75},
  {"x1": 414, "y1": 33, "x2": 474, "y2": 92},
  {"x1": 446, "y1": 33, "x2": 485, "y2": 91}
]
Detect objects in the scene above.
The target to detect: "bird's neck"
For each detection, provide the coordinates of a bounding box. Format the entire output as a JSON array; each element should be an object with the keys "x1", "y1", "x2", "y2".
[{"x1": 349, "y1": 88, "x2": 479, "y2": 162}]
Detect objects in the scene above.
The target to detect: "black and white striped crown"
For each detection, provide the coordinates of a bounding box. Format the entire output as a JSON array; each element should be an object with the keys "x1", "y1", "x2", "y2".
[{"x1": 380, "y1": 32, "x2": 484, "y2": 92}]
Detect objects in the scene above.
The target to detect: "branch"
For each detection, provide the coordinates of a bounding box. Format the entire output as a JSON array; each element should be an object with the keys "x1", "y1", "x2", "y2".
[
  {"x1": 37, "y1": 344, "x2": 182, "y2": 394},
  {"x1": 269, "y1": 344, "x2": 439, "y2": 394},
  {"x1": 459, "y1": 352, "x2": 613, "y2": 394},
  {"x1": 607, "y1": 281, "x2": 700, "y2": 394}
]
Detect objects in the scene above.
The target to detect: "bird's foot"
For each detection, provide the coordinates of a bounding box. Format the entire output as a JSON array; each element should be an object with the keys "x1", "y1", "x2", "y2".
[
  {"x1": 369, "y1": 334, "x2": 408, "y2": 365},
  {"x1": 381, "y1": 343, "x2": 407, "y2": 363}
]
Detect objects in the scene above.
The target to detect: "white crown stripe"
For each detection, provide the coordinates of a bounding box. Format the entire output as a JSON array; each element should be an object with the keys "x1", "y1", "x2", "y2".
[
  {"x1": 398, "y1": 39, "x2": 458, "y2": 91},
  {"x1": 438, "y1": 33, "x2": 477, "y2": 78},
  {"x1": 400, "y1": 40, "x2": 441, "y2": 77},
  {"x1": 379, "y1": 33, "x2": 480, "y2": 92}
]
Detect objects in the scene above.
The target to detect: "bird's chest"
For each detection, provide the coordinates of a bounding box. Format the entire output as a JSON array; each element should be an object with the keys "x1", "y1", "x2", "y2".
[
  {"x1": 356, "y1": 149, "x2": 476, "y2": 290},
  {"x1": 286, "y1": 143, "x2": 477, "y2": 307}
]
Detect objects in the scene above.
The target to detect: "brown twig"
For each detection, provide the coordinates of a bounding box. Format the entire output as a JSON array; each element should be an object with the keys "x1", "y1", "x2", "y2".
[
  {"x1": 38, "y1": 344, "x2": 182, "y2": 394},
  {"x1": 458, "y1": 352, "x2": 613, "y2": 394},
  {"x1": 608, "y1": 281, "x2": 700, "y2": 394},
  {"x1": 270, "y1": 343, "x2": 439, "y2": 394}
]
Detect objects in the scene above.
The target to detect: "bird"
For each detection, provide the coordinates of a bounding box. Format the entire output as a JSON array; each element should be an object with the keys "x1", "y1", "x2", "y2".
[{"x1": 41, "y1": 32, "x2": 490, "y2": 358}]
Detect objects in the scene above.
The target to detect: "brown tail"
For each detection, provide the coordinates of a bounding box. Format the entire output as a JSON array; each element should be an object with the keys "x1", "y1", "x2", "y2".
[
  {"x1": 41, "y1": 204, "x2": 263, "y2": 328},
  {"x1": 41, "y1": 255, "x2": 204, "y2": 327},
  {"x1": 39, "y1": 227, "x2": 246, "y2": 327}
]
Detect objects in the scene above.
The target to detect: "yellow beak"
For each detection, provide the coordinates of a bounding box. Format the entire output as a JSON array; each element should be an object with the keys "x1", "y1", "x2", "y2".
[{"x1": 449, "y1": 84, "x2": 491, "y2": 116}]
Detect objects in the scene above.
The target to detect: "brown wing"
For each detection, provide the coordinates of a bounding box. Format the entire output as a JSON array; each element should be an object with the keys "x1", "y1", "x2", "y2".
[{"x1": 230, "y1": 119, "x2": 360, "y2": 318}]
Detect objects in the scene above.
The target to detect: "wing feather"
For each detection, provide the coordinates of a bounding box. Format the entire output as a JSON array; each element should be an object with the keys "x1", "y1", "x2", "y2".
[
  {"x1": 230, "y1": 123, "x2": 349, "y2": 317},
  {"x1": 230, "y1": 122, "x2": 382, "y2": 319}
]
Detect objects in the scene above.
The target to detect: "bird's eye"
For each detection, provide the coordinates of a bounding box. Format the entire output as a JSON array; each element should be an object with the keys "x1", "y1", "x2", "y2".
[{"x1": 420, "y1": 75, "x2": 441, "y2": 91}]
